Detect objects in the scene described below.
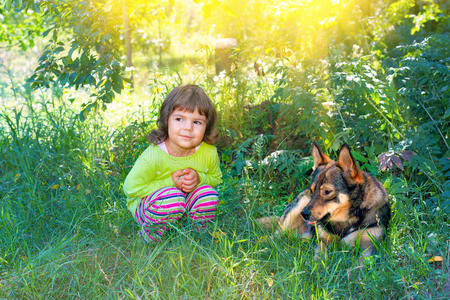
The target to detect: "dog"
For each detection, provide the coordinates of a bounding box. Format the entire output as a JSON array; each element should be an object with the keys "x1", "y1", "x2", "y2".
[{"x1": 258, "y1": 142, "x2": 391, "y2": 257}]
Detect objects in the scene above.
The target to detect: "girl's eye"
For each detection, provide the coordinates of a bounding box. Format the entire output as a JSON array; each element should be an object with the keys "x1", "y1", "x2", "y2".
[
  {"x1": 175, "y1": 117, "x2": 182, "y2": 122},
  {"x1": 194, "y1": 120, "x2": 203, "y2": 125}
]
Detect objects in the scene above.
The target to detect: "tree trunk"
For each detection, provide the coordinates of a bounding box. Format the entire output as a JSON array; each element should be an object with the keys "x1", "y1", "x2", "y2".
[{"x1": 123, "y1": 0, "x2": 133, "y2": 88}]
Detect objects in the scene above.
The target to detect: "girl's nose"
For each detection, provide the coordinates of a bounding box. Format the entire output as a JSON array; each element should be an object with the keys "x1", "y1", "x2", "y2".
[{"x1": 183, "y1": 121, "x2": 193, "y2": 130}]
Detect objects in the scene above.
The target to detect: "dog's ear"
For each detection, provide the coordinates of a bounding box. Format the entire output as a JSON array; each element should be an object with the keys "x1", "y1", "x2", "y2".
[
  {"x1": 338, "y1": 144, "x2": 363, "y2": 184},
  {"x1": 312, "y1": 142, "x2": 332, "y2": 170}
]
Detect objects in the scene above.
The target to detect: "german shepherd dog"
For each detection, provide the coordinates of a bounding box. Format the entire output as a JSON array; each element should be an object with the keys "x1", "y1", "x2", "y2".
[{"x1": 258, "y1": 142, "x2": 391, "y2": 257}]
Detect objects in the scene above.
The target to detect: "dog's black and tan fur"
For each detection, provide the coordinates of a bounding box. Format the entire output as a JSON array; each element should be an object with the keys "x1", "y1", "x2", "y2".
[{"x1": 259, "y1": 142, "x2": 391, "y2": 257}]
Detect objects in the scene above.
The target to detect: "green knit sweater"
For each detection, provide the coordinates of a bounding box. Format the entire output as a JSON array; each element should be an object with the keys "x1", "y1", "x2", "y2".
[{"x1": 123, "y1": 142, "x2": 222, "y2": 214}]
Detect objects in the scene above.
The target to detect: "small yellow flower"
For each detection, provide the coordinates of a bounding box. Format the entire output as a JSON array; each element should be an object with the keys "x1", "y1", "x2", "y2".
[
  {"x1": 152, "y1": 87, "x2": 161, "y2": 94},
  {"x1": 266, "y1": 277, "x2": 274, "y2": 287},
  {"x1": 85, "y1": 189, "x2": 91, "y2": 195},
  {"x1": 14, "y1": 173, "x2": 20, "y2": 183},
  {"x1": 428, "y1": 256, "x2": 443, "y2": 263},
  {"x1": 21, "y1": 255, "x2": 27, "y2": 261},
  {"x1": 213, "y1": 230, "x2": 226, "y2": 240},
  {"x1": 51, "y1": 184, "x2": 59, "y2": 189},
  {"x1": 76, "y1": 184, "x2": 81, "y2": 190},
  {"x1": 120, "y1": 118, "x2": 127, "y2": 126}
]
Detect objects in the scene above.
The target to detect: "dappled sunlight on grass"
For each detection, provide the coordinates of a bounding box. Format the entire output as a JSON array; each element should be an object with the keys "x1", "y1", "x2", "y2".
[{"x1": 0, "y1": 94, "x2": 448, "y2": 297}]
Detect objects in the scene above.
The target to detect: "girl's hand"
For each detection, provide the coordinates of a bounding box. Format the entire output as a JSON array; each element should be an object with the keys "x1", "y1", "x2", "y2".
[
  {"x1": 171, "y1": 170, "x2": 185, "y2": 190},
  {"x1": 180, "y1": 168, "x2": 199, "y2": 193}
]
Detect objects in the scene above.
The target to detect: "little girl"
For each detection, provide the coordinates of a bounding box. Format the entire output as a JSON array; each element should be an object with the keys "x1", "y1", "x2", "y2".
[{"x1": 123, "y1": 84, "x2": 222, "y2": 242}]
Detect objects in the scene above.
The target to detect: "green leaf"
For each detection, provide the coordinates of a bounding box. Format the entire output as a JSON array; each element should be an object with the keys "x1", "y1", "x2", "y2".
[
  {"x1": 80, "y1": 52, "x2": 89, "y2": 67},
  {"x1": 59, "y1": 73, "x2": 69, "y2": 86},
  {"x1": 351, "y1": 150, "x2": 367, "y2": 163},
  {"x1": 42, "y1": 27, "x2": 53, "y2": 38},
  {"x1": 87, "y1": 75, "x2": 96, "y2": 85},
  {"x1": 75, "y1": 75, "x2": 86, "y2": 86},
  {"x1": 111, "y1": 73, "x2": 123, "y2": 94},
  {"x1": 53, "y1": 46, "x2": 64, "y2": 54},
  {"x1": 68, "y1": 72, "x2": 77, "y2": 84},
  {"x1": 68, "y1": 47, "x2": 76, "y2": 59},
  {"x1": 79, "y1": 102, "x2": 97, "y2": 121}
]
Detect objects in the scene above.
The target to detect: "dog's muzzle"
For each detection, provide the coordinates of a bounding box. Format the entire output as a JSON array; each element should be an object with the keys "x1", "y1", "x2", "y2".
[
  {"x1": 302, "y1": 208, "x2": 330, "y2": 225},
  {"x1": 301, "y1": 208, "x2": 311, "y2": 221}
]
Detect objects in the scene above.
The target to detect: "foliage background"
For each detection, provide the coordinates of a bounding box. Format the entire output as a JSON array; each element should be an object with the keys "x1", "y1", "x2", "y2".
[{"x1": 0, "y1": 0, "x2": 448, "y2": 298}]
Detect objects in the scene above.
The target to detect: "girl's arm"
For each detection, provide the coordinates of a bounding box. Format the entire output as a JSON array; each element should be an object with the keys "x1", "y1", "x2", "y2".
[
  {"x1": 123, "y1": 150, "x2": 174, "y2": 198},
  {"x1": 198, "y1": 148, "x2": 222, "y2": 187}
]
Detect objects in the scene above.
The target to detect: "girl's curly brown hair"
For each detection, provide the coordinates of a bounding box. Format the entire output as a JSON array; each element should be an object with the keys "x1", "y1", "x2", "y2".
[{"x1": 148, "y1": 84, "x2": 219, "y2": 145}]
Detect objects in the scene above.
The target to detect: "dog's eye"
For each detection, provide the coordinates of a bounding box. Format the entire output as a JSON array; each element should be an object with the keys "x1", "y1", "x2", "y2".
[{"x1": 321, "y1": 188, "x2": 333, "y2": 197}]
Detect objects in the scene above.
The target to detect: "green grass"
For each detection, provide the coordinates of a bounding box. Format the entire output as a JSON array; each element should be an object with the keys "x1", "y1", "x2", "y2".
[{"x1": 0, "y1": 92, "x2": 448, "y2": 299}]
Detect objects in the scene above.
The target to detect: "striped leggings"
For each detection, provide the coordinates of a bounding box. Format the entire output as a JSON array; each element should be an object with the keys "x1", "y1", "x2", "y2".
[{"x1": 135, "y1": 185, "x2": 219, "y2": 242}]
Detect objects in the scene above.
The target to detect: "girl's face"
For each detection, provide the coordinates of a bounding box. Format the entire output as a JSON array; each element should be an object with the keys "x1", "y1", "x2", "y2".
[{"x1": 166, "y1": 107, "x2": 207, "y2": 156}]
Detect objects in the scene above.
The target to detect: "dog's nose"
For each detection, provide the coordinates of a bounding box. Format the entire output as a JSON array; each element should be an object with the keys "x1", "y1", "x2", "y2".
[{"x1": 301, "y1": 209, "x2": 311, "y2": 220}]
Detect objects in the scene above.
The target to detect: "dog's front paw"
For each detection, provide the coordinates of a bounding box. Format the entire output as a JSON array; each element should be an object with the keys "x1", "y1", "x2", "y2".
[
  {"x1": 300, "y1": 224, "x2": 313, "y2": 239},
  {"x1": 300, "y1": 231, "x2": 313, "y2": 240}
]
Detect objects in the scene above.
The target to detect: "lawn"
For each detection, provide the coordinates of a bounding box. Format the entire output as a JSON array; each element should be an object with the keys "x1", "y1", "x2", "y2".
[{"x1": 0, "y1": 82, "x2": 447, "y2": 298}]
